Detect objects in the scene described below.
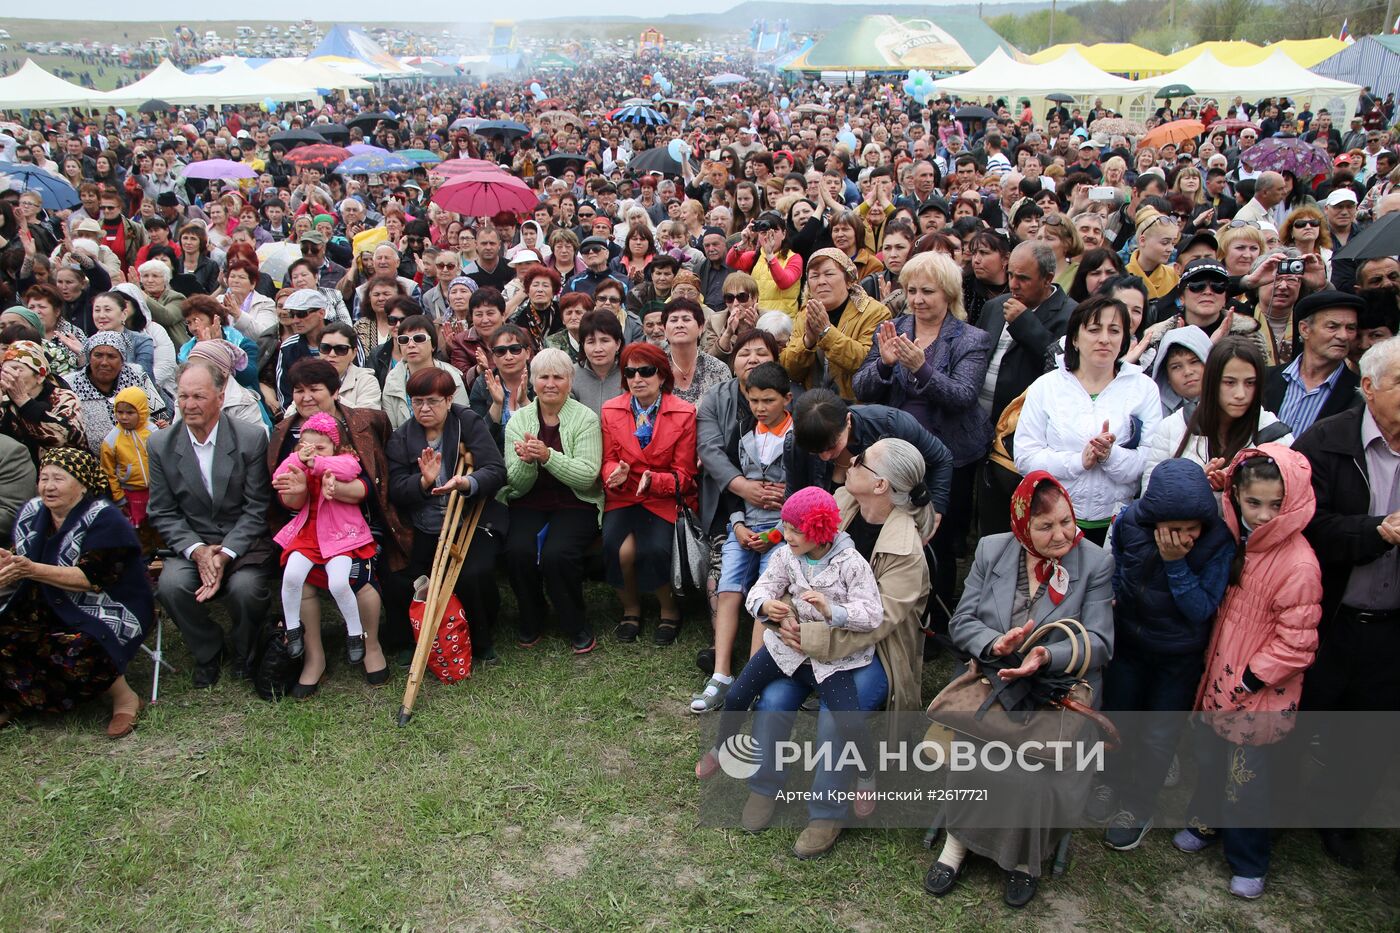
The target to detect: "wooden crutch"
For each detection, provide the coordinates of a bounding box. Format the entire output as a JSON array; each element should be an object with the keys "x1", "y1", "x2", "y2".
[{"x1": 397, "y1": 446, "x2": 487, "y2": 726}]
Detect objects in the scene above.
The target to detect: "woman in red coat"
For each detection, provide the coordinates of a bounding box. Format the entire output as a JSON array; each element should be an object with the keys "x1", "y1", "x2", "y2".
[{"x1": 600, "y1": 342, "x2": 698, "y2": 646}]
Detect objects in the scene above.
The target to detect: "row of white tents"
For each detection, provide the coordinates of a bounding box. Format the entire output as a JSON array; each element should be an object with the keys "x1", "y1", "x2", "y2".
[{"x1": 937, "y1": 47, "x2": 1364, "y2": 121}]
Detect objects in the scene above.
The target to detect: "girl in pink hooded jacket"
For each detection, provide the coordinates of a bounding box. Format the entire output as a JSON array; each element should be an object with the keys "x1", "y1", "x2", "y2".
[
  {"x1": 273, "y1": 412, "x2": 377, "y2": 665},
  {"x1": 1173, "y1": 444, "x2": 1322, "y2": 900}
]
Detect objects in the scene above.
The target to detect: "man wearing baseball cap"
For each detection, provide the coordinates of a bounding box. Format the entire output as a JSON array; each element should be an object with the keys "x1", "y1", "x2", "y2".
[
  {"x1": 275, "y1": 289, "x2": 330, "y2": 408},
  {"x1": 1073, "y1": 139, "x2": 1103, "y2": 182},
  {"x1": 1263, "y1": 289, "x2": 1362, "y2": 438},
  {"x1": 1324, "y1": 187, "x2": 1364, "y2": 292}
]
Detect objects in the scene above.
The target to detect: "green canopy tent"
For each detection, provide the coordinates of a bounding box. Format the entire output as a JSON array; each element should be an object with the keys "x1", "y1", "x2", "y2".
[{"x1": 789, "y1": 14, "x2": 1017, "y2": 74}]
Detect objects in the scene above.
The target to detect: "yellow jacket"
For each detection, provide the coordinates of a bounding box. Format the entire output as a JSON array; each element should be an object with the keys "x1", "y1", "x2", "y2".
[
  {"x1": 1127, "y1": 251, "x2": 1180, "y2": 300},
  {"x1": 99, "y1": 386, "x2": 154, "y2": 503},
  {"x1": 781, "y1": 291, "x2": 892, "y2": 400}
]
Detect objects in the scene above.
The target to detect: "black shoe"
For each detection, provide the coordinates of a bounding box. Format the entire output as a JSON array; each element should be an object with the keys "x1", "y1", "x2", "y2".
[
  {"x1": 696, "y1": 646, "x2": 716, "y2": 676},
  {"x1": 1321, "y1": 828, "x2": 1364, "y2": 870},
  {"x1": 193, "y1": 650, "x2": 224, "y2": 688},
  {"x1": 1103, "y1": 813, "x2": 1153, "y2": 851},
  {"x1": 1004, "y1": 870, "x2": 1038, "y2": 909},
  {"x1": 923, "y1": 861, "x2": 962, "y2": 897},
  {"x1": 285, "y1": 627, "x2": 305, "y2": 660},
  {"x1": 571, "y1": 631, "x2": 597, "y2": 654},
  {"x1": 476, "y1": 647, "x2": 501, "y2": 667},
  {"x1": 290, "y1": 679, "x2": 320, "y2": 700},
  {"x1": 345, "y1": 634, "x2": 365, "y2": 665},
  {"x1": 517, "y1": 631, "x2": 542, "y2": 648},
  {"x1": 364, "y1": 665, "x2": 390, "y2": 687},
  {"x1": 614, "y1": 615, "x2": 641, "y2": 643},
  {"x1": 653, "y1": 620, "x2": 681, "y2": 646}
]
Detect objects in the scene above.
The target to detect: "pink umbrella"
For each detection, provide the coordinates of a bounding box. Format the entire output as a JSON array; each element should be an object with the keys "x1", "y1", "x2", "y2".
[
  {"x1": 180, "y1": 159, "x2": 256, "y2": 181},
  {"x1": 347, "y1": 143, "x2": 389, "y2": 156},
  {"x1": 431, "y1": 172, "x2": 538, "y2": 217},
  {"x1": 431, "y1": 158, "x2": 505, "y2": 177}
]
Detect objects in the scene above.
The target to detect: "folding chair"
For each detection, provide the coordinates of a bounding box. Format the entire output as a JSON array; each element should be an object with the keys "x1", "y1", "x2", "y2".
[{"x1": 142, "y1": 550, "x2": 179, "y2": 703}]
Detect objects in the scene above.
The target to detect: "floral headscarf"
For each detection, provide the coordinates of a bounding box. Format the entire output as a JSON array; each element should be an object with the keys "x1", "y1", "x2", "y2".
[
  {"x1": 3, "y1": 340, "x2": 50, "y2": 379},
  {"x1": 40, "y1": 446, "x2": 107, "y2": 498},
  {"x1": 1009, "y1": 470, "x2": 1083, "y2": 606}
]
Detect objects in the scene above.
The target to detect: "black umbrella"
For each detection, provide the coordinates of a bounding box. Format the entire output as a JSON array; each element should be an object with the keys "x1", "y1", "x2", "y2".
[
  {"x1": 312, "y1": 123, "x2": 350, "y2": 141},
  {"x1": 270, "y1": 129, "x2": 325, "y2": 149},
  {"x1": 540, "y1": 151, "x2": 589, "y2": 173},
  {"x1": 473, "y1": 120, "x2": 531, "y2": 140},
  {"x1": 1335, "y1": 212, "x2": 1400, "y2": 260},
  {"x1": 1155, "y1": 84, "x2": 1194, "y2": 99},
  {"x1": 626, "y1": 145, "x2": 698, "y2": 178},
  {"x1": 138, "y1": 99, "x2": 173, "y2": 113},
  {"x1": 348, "y1": 111, "x2": 399, "y2": 132},
  {"x1": 1046, "y1": 92, "x2": 1075, "y2": 104},
  {"x1": 954, "y1": 106, "x2": 995, "y2": 122}
]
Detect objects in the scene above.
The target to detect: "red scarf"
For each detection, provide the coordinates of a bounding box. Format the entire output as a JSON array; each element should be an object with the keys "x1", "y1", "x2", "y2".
[{"x1": 1008, "y1": 471, "x2": 1083, "y2": 606}]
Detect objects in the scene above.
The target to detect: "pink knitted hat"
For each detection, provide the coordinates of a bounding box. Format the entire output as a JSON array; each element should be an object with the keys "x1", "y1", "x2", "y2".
[
  {"x1": 301, "y1": 412, "x2": 341, "y2": 446},
  {"x1": 781, "y1": 486, "x2": 842, "y2": 545}
]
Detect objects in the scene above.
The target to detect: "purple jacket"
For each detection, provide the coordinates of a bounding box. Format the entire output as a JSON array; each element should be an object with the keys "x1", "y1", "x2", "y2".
[
  {"x1": 851, "y1": 314, "x2": 993, "y2": 468},
  {"x1": 272, "y1": 452, "x2": 376, "y2": 558}
]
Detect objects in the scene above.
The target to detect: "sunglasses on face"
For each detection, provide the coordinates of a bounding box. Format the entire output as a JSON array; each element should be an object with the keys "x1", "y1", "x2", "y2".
[
  {"x1": 622, "y1": 365, "x2": 658, "y2": 379},
  {"x1": 724, "y1": 292, "x2": 754, "y2": 304},
  {"x1": 288, "y1": 308, "x2": 320, "y2": 319},
  {"x1": 387, "y1": 316, "x2": 407, "y2": 326},
  {"x1": 492, "y1": 343, "x2": 526, "y2": 357},
  {"x1": 1185, "y1": 280, "x2": 1228, "y2": 294},
  {"x1": 1292, "y1": 218, "x2": 1321, "y2": 228},
  {"x1": 397, "y1": 332, "x2": 430, "y2": 345},
  {"x1": 318, "y1": 342, "x2": 353, "y2": 356}
]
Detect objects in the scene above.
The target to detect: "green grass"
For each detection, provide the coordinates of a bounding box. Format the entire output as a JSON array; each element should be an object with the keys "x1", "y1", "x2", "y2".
[{"x1": 1, "y1": 580, "x2": 1397, "y2": 932}]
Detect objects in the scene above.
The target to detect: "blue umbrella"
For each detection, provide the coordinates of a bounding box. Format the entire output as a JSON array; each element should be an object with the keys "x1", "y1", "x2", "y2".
[
  {"x1": 612, "y1": 105, "x2": 669, "y2": 127},
  {"x1": 333, "y1": 152, "x2": 418, "y2": 175},
  {"x1": 0, "y1": 164, "x2": 78, "y2": 210}
]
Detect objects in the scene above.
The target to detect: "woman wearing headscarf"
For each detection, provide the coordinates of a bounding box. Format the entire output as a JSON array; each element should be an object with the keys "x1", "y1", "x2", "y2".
[
  {"x1": 0, "y1": 341, "x2": 87, "y2": 465},
  {"x1": 182, "y1": 339, "x2": 269, "y2": 430},
  {"x1": 779, "y1": 247, "x2": 892, "y2": 402},
  {"x1": 67, "y1": 332, "x2": 169, "y2": 455},
  {"x1": 0, "y1": 447, "x2": 151, "y2": 738},
  {"x1": 926, "y1": 471, "x2": 1113, "y2": 908}
]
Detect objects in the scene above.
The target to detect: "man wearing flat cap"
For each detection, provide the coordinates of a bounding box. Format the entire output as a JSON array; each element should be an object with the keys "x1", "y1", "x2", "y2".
[{"x1": 1264, "y1": 289, "x2": 1362, "y2": 439}]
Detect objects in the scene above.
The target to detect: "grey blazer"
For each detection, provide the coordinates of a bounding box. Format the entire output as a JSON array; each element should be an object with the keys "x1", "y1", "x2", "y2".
[
  {"x1": 948, "y1": 532, "x2": 1115, "y2": 695},
  {"x1": 0, "y1": 434, "x2": 36, "y2": 545},
  {"x1": 146, "y1": 414, "x2": 272, "y2": 562}
]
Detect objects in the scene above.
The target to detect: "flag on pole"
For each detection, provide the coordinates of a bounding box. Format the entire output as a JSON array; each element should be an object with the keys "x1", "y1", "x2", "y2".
[
  {"x1": 1392, "y1": 14, "x2": 1399, "y2": 33},
  {"x1": 1339, "y1": 18, "x2": 1351, "y2": 41}
]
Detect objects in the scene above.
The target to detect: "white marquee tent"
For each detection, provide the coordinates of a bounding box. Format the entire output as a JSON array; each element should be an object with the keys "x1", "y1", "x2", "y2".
[
  {"x1": 100, "y1": 59, "x2": 318, "y2": 108},
  {"x1": 0, "y1": 59, "x2": 100, "y2": 110},
  {"x1": 937, "y1": 48, "x2": 1141, "y2": 114},
  {"x1": 1131, "y1": 50, "x2": 1363, "y2": 119}
]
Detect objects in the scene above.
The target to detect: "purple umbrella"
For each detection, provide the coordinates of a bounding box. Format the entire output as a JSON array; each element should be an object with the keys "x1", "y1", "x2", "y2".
[
  {"x1": 1239, "y1": 138, "x2": 1332, "y2": 178},
  {"x1": 347, "y1": 143, "x2": 389, "y2": 156},
  {"x1": 180, "y1": 159, "x2": 256, "y2": 181}
]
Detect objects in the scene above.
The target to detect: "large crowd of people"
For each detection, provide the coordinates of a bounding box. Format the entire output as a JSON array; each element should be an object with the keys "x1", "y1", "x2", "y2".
[{"x1": 0, "y1": 56, "x2": 1398, "y2": 909}]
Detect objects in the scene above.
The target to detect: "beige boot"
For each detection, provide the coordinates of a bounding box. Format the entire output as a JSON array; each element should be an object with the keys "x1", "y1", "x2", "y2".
[
  {"x1": 792, "y1": 819, "x2": 842, "y2": 859},
  {"x1": 741, "y1": 792, "x2": 776, "y2": 833}
]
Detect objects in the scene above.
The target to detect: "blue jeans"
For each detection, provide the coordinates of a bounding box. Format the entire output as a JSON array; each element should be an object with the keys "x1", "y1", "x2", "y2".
[
  {"x1": 746, "y1": 658, "x2": 890, "y2": 819},
  {"x1": 1101, "y1": 638, "x2": 1203, "y2": 819},
  {"x1": 715, "y1": 521, "x2": 778, "y2": 593},
  {"x1": 1184, "y1": 725, "x2": 1274, "y2": 878}
]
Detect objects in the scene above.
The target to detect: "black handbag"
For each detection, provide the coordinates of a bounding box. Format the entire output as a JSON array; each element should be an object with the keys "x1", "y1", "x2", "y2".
[
  {"x1": 669, "y1": 470, "x2": 708, "y2": 596},
  {"x1": 251, "y1": 617, "x2": 299, "y2": 702}
]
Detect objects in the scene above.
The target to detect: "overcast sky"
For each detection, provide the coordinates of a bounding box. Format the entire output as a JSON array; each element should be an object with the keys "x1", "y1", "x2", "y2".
[{"x1": 12, "y1": 1, "x2": 996, "y2": 21}]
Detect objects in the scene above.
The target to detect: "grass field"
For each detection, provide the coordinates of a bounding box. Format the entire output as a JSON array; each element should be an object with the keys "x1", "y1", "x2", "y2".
[{"x1": 1, "y1": 578, "x2": 1397, "y2": 932}]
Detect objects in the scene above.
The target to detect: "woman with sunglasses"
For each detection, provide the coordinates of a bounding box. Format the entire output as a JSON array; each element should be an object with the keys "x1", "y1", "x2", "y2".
[
  {"x1": 726, "y1": 211, "x2": 804, "y2": 318},
  {"x1": 381, "y1": 314, "x2": 468, "y2": 430},
  {"x1": 469, "y1": 324, "x2": 536, "y2": 452},
  {"x1": 1137, "y1": 258, "x2": 1272, "y2": 371},
  {"x1": 704, "y1": 272, "x2": 760, "y2": 363},
  {"x1": 353, "y1": 274, "x2": 407, "y2": 364},
  {"x1": 315, "y1": 321, "x2": 381, "y2": 410},
  {"x1": 599, "y1": 343, "x2": 698, "y2": 647},
  {"x1": 1280, "y1": 206, "x2": 1332, "y2": 281}
]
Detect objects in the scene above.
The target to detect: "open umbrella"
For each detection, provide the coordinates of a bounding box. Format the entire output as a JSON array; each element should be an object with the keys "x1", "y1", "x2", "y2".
[
  {"x1": 626, "y1": 145, "x2": 698, "y2": 177},
  {"x1": 312, "y1": 123, "x2": 350, "y2": 141},
  {"x1": 612, "y1": 105, "x2": 668, "y2": 126},
  {"x1": 270, "y1": 129, "x2": 325, "y2": 149},
  {"x1": 539, "y1": 151, "x2": 590, "y2": 173},
  {"x1": 431, "y1": 158, "x2": 504, "y2": 179},
  {"x1": 1206, "y1": 118, "x2": 1260, "y2": 135},
  {"x1": 473, "y1": 120, "x2": 531, "y2": 140},
  {"x1": 138, "y1": 99, "x2": 173, "y2": 114},
  {"x1": 620, "y1": 97, "x2": 651, "y2": 107},
  {"x1": 707, "y1": 73, "x2": 747, "y2": 86},
  {"x1": 0, "y1": 165, "x2": 78, "y2": 210},
  {"x1": 256, "y1": 241, "x2": 303, "y2": 287},
  {"x1": 1155, "y1": 84, "x2": 1194, "y2": 99},
  {"x1": 1089, "y1": 117, "x2": 1147, "y2": 137},
  {"x1": 954, "y1": 106, "x2": 995, "y2": 122},
  {"x1": 348, "y1": 112, "x2": 399, "y2": 132},
  {"x1": 1046, "y1": 92, "x2": 1075, "y2": 104},
  {"x1": 691, "y1": 96, "x2": 715, "y2": 109},
  {"x1": 1335, "y1": 212, "x2": 1400, "y2": 260},
  {"x1": 450, "y1": 116, "x2": 486, "y2": 132},
  {"x1": 399, "y1": 148, "x2": 442, "y2": 165},
  {"x1": 179, "y1": 159, "x2": 256, "y2": 182},
  {"x1": 538, "y1": 110, "x2": 582, "y2": 126},
  {"x1": 1138, "y1": 119, "x2": 1205, "y2": 149},
  {"x1": 283, "y1": 144, "x2": 350, "y2": 170},
  {"x1": 794, "y1": 102, "x2": 829, "y2": 115},
  {"x1": 1239, "y1": 137, "x2": 1332, "y2": 177},
  {"x1": 333, "y1": 152, "x2": 418, "y2": 175},
  {"x1": 346, "y1": 143, "x2": 389, "y2": 156},
  {"x1": 431, "y1": 172, "x2": 538, "y2": 217}
]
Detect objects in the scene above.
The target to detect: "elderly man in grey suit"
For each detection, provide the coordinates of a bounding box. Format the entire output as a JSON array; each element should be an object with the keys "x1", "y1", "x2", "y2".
[
  {"x1": 147, "y1": 360, "x2": 274, "y2": 687},
  {"x1": 0, "y1": 434, "x2": 38, "y2": 546}
]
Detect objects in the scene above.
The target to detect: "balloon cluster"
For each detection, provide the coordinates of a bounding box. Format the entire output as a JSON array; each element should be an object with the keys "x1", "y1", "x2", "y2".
[
  {"x1": 530, "y1": 81, "x2": 547, "y2": 102},
  {"x1": 652, "y1": 72, "x2": 673, "y2": 94},
  {"x1": 903, "y1": 69, "x2": 935, "y2": 105}
]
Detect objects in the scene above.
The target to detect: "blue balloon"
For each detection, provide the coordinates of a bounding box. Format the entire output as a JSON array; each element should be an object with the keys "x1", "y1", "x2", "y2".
[
  {"x1": 780, "y1": 96, "x2": 790, "y2": 110},
  {"x1": 837, "y1": 130, "x2": 859, "y2": 150}
]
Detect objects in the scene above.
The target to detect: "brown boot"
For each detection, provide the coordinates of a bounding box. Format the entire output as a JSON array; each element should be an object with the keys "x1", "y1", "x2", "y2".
[
  {"x1": 792, "y1": 819, "x2": 842, "y2": 859},
  {"x1": 741, "y1": 792, "x2": 776, "y2": 833}
]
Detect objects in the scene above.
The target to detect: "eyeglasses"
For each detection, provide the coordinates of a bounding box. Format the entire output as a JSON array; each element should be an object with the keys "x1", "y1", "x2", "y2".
[
  {"x1": 396, "y1": 332, "x2": 430, "y2": 345},
  {"x1": 1226, "y1": 220, "x2": 1260, "y2": 229},
  {"x1": 724, "y1": 292, "x2": 754, "y2": 304},
  {"x1": 288, "y1": 308, "x2": 321, "y2": 320},
  {"x1": 1291, "y1": 218, "x2": 1321, "y2": 228},
  {"x1": 318, "y1": 342, "x2": 353, "y2": 356},
  {"x1": 622, "y1": 365, "x2": 658, "y2": 379},
  {"x1": 410, "y1": 396, "x2": 446, "y2": 409},
  {"x1": 594, "y1": 293, "x2": 621, "y2": 304},
  {"x1": 492, "y1": 343, "x2": 526, "y2": 357},
  {"x1": 1185, "y1": 280, "x2": 1228, "y2": 294}
]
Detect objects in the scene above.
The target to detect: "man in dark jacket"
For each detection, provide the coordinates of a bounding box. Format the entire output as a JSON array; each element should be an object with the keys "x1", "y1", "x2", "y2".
[
  {"x1": 1293, "y1": 335, "x2": 1400, "y2": 872},
  {"x1": 1098, "y1": 459, "x2": 1234, "y2": 850},
  {"x1": 783, "y1": 391, "x2": 953, "y2": 521},
  {"x1": 1263, "y1": 290, "x2": 1362, "y2": 439},
  {"x1": 975, "y1": 241, "x2": 1076, "y2": 424},
  {"x1": 694, "y1": 227, "x2": 731, "y2": 311}
]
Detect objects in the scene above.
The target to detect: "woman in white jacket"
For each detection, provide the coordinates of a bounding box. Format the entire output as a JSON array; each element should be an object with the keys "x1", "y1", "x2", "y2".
[
  {"x1": 1141, "y1": 336, "x2": 1293, "y2": 495},
  {"x1": 1014, "y1": 295, "x2": 1162, "y2": 545}
]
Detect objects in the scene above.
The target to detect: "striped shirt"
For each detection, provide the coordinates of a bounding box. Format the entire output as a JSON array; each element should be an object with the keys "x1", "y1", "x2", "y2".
[{"x1": 1277, "y1": 356, "x2": 1346, "y2": 439}]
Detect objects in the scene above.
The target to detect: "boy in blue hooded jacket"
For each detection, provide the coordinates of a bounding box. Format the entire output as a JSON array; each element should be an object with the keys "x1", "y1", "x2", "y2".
[{"x1": 1096, "y1": 458, "x2": 1235, "y2": 850}]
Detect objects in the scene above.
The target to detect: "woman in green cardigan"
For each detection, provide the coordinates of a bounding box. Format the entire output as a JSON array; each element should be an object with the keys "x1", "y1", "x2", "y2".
[{"x1": 501, "y1": 347, "x2": 606, "y2": 654}]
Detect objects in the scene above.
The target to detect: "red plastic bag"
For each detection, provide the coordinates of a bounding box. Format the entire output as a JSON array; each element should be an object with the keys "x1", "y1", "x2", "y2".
[{"x1": 408, "y1": 588, "x2": 472, "y2": 684}]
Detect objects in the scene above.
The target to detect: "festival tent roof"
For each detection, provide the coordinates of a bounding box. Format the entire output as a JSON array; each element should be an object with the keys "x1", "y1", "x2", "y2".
[
  {"x1": 0, "y1": 59, "x2": 101, "y2": 109},
  {"x1": 936, "y1": 47, "x2": 1139, "y2": 110},
  {"x1": 1270, "y1": 37, "x2": 1351, "y2": 68},
  {"x1": 1314, "y1": 35, "x2": 1400, "y2": 103},
  {"x1": 792, "y1": 15, "x2": 1016, "y2": 72},
  {"x1": 1159, "y1": 41, "x2": 1267, "y2": 69},
  {"x1": 308, "y1": 25, "x2": 418, "y2": 78},
  {"x1": 257, "y1": 59, "x2": 372, "y2": 92},
  {"x1": 1132, "y1": 50, "x2": 1362, "y2": 118},
  {"x1": 1030, "y1": 43, "x2": 1171, "y2": 76},
  {"x1": 100, "y1": 59, "x2": 318, "y2": 107}
]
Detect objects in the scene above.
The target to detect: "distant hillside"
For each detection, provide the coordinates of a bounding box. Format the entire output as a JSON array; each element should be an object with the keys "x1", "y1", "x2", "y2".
[{"x1": 658, "y1": 1, "x2": 1068, "y2": 29}]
